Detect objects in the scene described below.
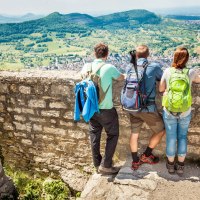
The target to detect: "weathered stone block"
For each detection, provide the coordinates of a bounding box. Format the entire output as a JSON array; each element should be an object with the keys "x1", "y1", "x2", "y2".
[
  {"x1": 17, "y1": 99, "x2": 26, "y2": 106},
  {"x1": 21, "y1": 139, "x2": 33, "y2": 146},
  {"x1": 14, "y1": 115, "x2": 26, "y2": 122},
  {"x1": 14, "y1": 132, "x2": 27, "y2": 138},
  {"x1": 28, "y1": 99, "x2": 46, "y2": 108},
  {"x1": 188, "y1": 145, "x2": 200, "y2": 155},
  {"x1": 51, "y1": 85, "x2": 70, "y2": 96},
  {"x1": 0, "y1": 95, "x2": 6, "y2": 101},
  {"x1": 14, "y1": 122, "x2": 32, "y2": 132},
  {"x1": 8, "y1": 132, "x2": 13, "y2": 137},
  {"x1": 33, "y1": 124, "x2": 43, "y2": 132},
  {"x1": 49, "y1": 102, "x2": 66, "y2": 109},
  {"x1": 10, "y1": 84, "x2": 17, "y2": 92},
  {"x1": 19, "y1": 86, "x2": 31, "y2": 94},
  {"x1": 29, "y1": 117, "x2": 46, "y2": 123},
  {"x1": 60, "y1": 120, "x2": 74, "y2": 127},
  {"x1": 50, "y1": 119, "x2": 57, "y2": 124},
  {"x1": 68, "y1": 130, "x2": 86, "y2": 139},
  {"x1": 43, "y1": 127, "x2": 66, "y2": 136},
  {"x1": 3, "y1": 123, "x2": 14, "y2": 131},
  {"x1": 9, "y1": 98, "x2": 16, "y2": 105},
  {"x1": 0, "y1": 84, "x2": 8, "y2": 93},
  {"x1": 63, "y1": 111, "x2": 73, "y2": 120},
  {"x1": 0, "y1": 117, "x2": 4, "y2": 123},
  {"x1": 34, "y1": 85, "x2": 45, "y2": 95},
  {"x1": 7, "y1": 107, "x2": 22, "y2": 113},
  {"x1": 35, "y1": 134, "x2": 54, "y2": 142},
  {"x1": 188, "y1": 135, "x2": 200, "y2": 144},
  {"x1": 0, "y1": 103, "x2": 4, "y2": 112},
  {"x1": 41, "y1": 110, "x2": 60, "y2": 117},
  {"x1": 34, "y1": 156, "x2": 48, "y2": 163},
  {"x1": 21, "y1": 108, "x2": 34, "y2": 115},
  {"x1": 41, "y1": 153, "x2": 56, "y2": 158}
]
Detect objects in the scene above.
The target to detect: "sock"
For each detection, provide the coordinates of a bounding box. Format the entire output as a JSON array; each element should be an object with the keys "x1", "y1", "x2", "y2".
[
  {"x1": 167, "y1": 159, "x2": 174, "y2": 165},
  {"x1": 144, "y1": 146, "x2": 153, "y2": 157},
  {"x1": 131, "y1": 152, "x2": 139, "y2": 162},
  {"x1": 178, "y1": 161, "x2": 184, "y2": 166}
]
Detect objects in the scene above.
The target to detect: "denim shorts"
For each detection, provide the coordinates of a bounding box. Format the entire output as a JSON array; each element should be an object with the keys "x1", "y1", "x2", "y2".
[{"x1": 163, "y1": 110, "x2": 192, "y2": 157}]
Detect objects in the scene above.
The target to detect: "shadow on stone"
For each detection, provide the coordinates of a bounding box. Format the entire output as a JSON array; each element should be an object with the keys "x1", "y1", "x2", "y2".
[{"x1": 115, "y1": 157, "x2": 200, "y2": 186}]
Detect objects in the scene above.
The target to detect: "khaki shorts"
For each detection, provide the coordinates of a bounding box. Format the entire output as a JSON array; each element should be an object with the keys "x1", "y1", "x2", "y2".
[{"x1": 130, "y1": 112, "x2": 165, "y2": 134}]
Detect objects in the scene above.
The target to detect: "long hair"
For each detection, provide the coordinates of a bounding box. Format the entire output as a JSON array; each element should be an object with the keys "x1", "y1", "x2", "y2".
[{"x1": 172, "y1": 47, "x2": 189, "y2": 69}]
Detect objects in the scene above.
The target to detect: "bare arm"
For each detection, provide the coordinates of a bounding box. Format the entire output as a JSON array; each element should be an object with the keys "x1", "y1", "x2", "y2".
[
  {"x1": 117, "y1": 74, "x2": 125, "y2": 81},
  {"x1": 159, "y1": 78, "x2": 166, "y2": 93}
]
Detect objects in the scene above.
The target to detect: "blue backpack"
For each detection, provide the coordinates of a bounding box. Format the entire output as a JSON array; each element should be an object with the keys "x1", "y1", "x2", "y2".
[{"x1": 121, "y1": 62, "x2": 149, "y2": 113}]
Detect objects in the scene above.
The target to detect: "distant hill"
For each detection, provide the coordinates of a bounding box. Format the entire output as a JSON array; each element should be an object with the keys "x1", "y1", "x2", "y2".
[
  {"x1": 166, "y1": 15, "x2": 200, "y2": 20},
  {"x1": 0, "y1": 13, "x2": 44, "y2": 24},
  {"x1": 154, "y1": 6, "x2": 200, "y2": 16},
  {"x1": 0, "y1": 9, "x2": 161, "y2": 42},
  {"x1": 98, "y1": 9, "x2": 161, "y2": 27}
]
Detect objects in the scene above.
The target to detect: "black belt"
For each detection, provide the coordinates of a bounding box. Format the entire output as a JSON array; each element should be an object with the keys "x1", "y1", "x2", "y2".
[{"x1": 170, "y1": 112, "x2": 181, "y2": 116}]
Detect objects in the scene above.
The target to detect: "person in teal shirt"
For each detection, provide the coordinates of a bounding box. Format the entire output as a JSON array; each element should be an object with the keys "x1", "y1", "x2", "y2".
[{"x1": 81, "y1": 43, "x2": 124, "y2": 175}]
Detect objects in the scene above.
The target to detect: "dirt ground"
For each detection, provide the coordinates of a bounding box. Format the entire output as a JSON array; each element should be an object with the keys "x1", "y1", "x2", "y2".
[{"x1": 150, "y1": 180, "x2": 200, "y2": 200}]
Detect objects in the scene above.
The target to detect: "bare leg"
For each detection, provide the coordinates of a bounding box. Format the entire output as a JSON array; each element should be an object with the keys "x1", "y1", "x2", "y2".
[
  {"x1": 178, "y1": 156, "x2": 185, "y2": 163},
  {"x1": 130, "y1": 133, "x2": 139, "y2": 152},
  {"x1": 167, "y1": 156, "x2": 175, "y2": 163},
  {"x1": 148, "y1": 130, "x2": 165, "y2": 149}
]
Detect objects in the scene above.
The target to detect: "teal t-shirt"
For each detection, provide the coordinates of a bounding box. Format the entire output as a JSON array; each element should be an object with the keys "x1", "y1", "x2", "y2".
[{"x1": 81, "y1": 59, "x2": 121, "y2": 109}]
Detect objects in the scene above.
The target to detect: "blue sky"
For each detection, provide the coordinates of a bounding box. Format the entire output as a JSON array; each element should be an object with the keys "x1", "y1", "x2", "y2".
[{"x1": 1, "y1": 0, "x2": 200, "y2": 15}]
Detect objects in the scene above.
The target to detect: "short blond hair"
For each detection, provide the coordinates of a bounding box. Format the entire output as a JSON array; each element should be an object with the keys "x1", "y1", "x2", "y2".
[{"x1": 136, "y1": 45, "x2": 149, "y2": 58}]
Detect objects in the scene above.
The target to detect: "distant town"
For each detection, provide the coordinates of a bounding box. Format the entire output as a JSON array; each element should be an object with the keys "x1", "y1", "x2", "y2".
[{"x1": 38, "y1": 53, "x2": 199, "y2": 72}]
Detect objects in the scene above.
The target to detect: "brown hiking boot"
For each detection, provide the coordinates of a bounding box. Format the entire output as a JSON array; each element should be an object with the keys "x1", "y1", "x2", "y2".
[
  {"x1": 166, "y1": 162, "x2": 175, "y2": 174},
  {"x1": 175, "y1": 163, "x2": 184, "y2": 176},
  {"x1": 98, "y1": 166, "x2": 120, "y2": 175}
]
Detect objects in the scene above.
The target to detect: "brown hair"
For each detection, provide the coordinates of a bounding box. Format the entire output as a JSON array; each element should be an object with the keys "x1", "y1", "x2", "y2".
[
  {"x1": 136, "y1": 45, "x2": 149, "y2": 58},
  {"x1": 172, "y1": 47, "x2": 189, "y2": 69},
  {"x1": 94, "y1": 43, "x2": 109, "y2": 59}
]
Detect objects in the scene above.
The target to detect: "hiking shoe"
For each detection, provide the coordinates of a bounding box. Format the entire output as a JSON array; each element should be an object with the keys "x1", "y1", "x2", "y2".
[
  {"x1": 175, "y1": 163, "x2": 184, "y2": 176},
  {"x1": 131, "y1": 160, "x2": 142, "y2": 170},
  {"x1": 140, "y1": 153, "x2": 159, "y2": 164},
  {"x1": 166, "y1": 162, "x2": 175, "y2": 174},
  {"x1": 94, "y1": 166, "x2": 99, "y2": 173},
  {"x1": 98, "y1": 166, "x2": 120, "y2": 175}
]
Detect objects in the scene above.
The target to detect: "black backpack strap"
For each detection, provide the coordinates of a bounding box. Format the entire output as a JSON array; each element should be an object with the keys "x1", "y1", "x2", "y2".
[{"x1": 141, "y1": 62, "x2": 149, "y2": 108}]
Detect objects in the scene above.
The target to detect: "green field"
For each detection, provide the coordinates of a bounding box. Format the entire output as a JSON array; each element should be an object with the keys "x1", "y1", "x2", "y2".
[{"x1": 0, "y1": 10, "x2": 199, "y2": 70}]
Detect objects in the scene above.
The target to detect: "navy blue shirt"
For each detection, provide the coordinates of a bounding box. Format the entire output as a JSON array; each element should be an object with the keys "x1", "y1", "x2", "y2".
[{"x1": 137, "y1": 58, "x2": 163, "y2": 112}]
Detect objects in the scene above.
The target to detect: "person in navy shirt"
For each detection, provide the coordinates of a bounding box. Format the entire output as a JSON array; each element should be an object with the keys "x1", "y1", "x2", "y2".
[{"x1": 129, "y1": 45, "x2": 165, "y2": 170}]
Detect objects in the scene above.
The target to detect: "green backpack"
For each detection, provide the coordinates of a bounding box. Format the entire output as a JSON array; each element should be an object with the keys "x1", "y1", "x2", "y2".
[{"x1": 162, "y1": 68, "x2": 192, "y2": 112}]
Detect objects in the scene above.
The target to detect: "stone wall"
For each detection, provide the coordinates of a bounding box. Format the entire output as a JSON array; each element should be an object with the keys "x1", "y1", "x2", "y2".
[{"x1": 0, "y1": 70, "x2": 200, "y2": 177}]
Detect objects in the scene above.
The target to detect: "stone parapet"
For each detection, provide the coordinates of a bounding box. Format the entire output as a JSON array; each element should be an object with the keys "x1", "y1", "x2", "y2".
[{"x1": 0, "y1": 70, "x2": 199, "y2": 175}]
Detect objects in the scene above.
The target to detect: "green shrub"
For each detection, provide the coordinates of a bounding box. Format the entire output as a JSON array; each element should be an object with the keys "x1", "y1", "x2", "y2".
[
  {"x1": 4, "y1": 166, "x2": 71, "y2": 200},
  {"x1": 43, "y1": 179, "x2": 70, "y2": 200},
  {"x1": 22, "y1": 180, "x2": 43, "y2": 200}
]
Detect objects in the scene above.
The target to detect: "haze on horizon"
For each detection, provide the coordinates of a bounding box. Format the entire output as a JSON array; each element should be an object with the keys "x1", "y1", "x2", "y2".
[{"x1": 1, "y1": 0, "x2": 200, "y2": 16}]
